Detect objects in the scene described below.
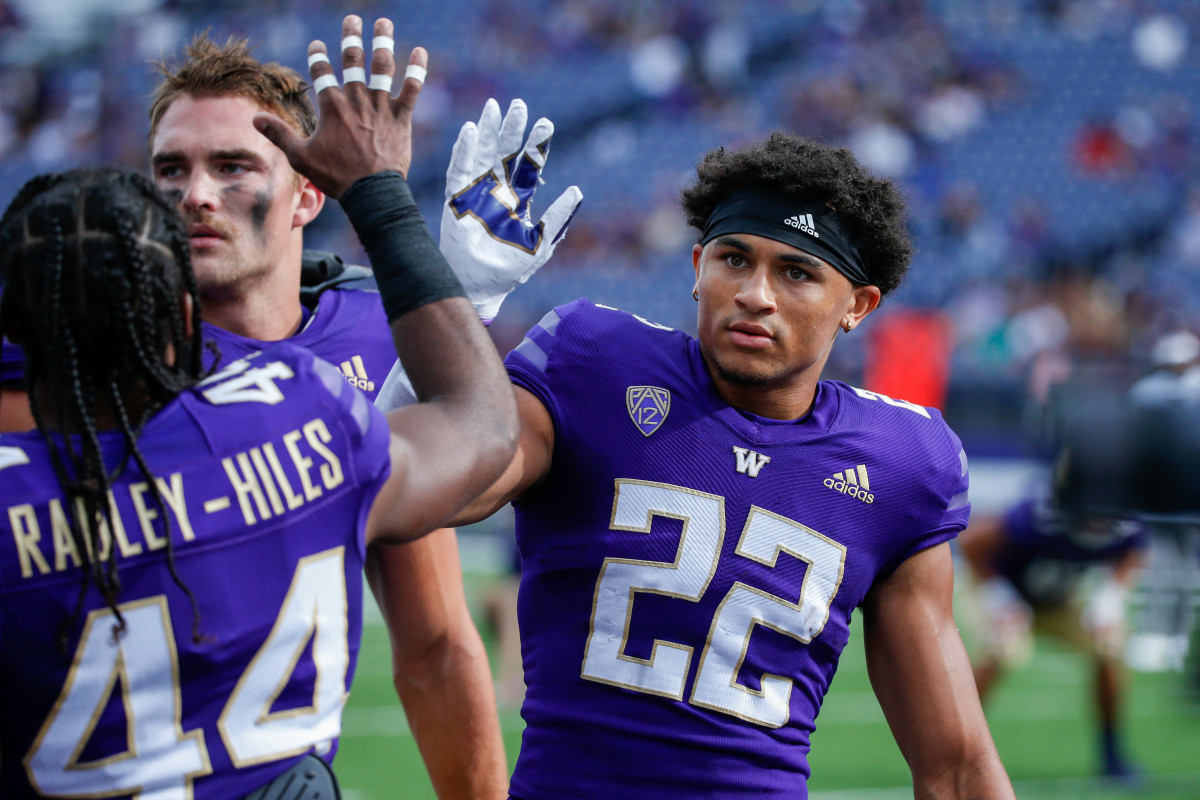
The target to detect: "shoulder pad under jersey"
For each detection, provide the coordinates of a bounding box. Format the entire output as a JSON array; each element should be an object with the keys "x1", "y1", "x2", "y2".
[{"x1": 300, "y1": 250, "x2": 378, "y2": 308}]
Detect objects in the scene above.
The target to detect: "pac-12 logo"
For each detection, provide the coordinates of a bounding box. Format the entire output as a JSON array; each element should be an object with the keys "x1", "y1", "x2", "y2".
[{"x1": 626, "y1": 386, "x2": 670, "y2": 436}]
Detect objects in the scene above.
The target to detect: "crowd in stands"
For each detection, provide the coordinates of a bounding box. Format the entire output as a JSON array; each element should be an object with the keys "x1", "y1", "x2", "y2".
[{"x1": 2, "y1": 0, "x2": 1199, "y2": 448}]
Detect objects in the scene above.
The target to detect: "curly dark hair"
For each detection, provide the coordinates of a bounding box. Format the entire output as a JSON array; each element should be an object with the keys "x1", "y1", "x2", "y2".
[{"x1": 680, "y1": 132, "x2": 912, "y2": 297}]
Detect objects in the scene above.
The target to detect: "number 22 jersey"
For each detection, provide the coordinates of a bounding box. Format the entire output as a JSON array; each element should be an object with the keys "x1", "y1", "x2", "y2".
[
  {"x1": 505, "y1": 300, "x2": 971, "y2": 799},
  {"x1": 0, "y1": 343, "x2": 390, "y2": 800}
]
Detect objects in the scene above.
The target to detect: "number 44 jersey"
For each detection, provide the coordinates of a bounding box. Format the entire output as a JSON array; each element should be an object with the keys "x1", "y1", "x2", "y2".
[
  {"x1": 0, "y1": 343, "x2": 390, "y2": 800},
  {"x1": 506, "y1": 300, "x2": 971, "y2": 799}
]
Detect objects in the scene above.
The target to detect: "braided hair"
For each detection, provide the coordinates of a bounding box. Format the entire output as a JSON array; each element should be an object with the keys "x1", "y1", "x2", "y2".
[{"x1": 0, "y1": 168, "x2": 206, "y2": 648}]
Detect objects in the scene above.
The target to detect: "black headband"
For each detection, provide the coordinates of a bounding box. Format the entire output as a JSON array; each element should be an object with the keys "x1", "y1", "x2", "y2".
[{"x1": 701, "y1": 188, "x2": 871, "y2": 285}]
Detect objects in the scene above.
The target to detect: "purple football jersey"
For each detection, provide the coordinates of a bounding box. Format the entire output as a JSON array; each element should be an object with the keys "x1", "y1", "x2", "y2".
[
  {"x1": 203, "y1": 286, "x2": 394, "y2": 401},
  {"x1": 994, "y1": 495, "x2": 1147, "y2": 608},
  {"x1": 0, "y1": 342, "x2": 390, "y2": 799},
  {"x1": 504, "y1": 300, "x2": 971, "y2": 799}
]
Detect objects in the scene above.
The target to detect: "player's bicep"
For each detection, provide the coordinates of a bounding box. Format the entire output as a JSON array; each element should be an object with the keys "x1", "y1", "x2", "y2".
[
  {"x1": 367, "y1": 385, "x2": 552, "y2": 541},
  {"x1": 862, "y1": 543, "x2": 1009, "y2": 794},
  {"x1": 449, "y1": 385, "x2": 554, "y2": 525}
]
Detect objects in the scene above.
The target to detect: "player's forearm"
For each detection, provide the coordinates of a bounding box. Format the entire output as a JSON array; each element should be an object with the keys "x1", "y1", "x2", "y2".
[
  {"x1": 864, "y1": 545, "x2": 1016, "y2": 800},
  {"x1": 365, "y1": 536, "x2": 509, "y2": 798},
  {"x1": 387, "y1": 295, "x2": 516, "y2": 458},
  {"x1": 393, "y1": 631, "x2": 509, "y2": 800},
  {"x1": 911, "y1": 752, "x2": 1016, "y2": 800},
  {"x1": 341, "y1": 172, "x2": 518, "y2": 500}
]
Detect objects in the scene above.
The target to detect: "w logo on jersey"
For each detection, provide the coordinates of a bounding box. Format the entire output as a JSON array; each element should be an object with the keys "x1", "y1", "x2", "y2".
[
  {"x1": 732, "y1": 446, "x2": 771, "y2": 478},
  {"x1": 626, "y1": 386, "x2": 670, "y2": 436}
]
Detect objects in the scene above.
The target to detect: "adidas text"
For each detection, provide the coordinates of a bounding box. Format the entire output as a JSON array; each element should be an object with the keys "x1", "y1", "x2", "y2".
[
  {"x1": 343, "y1": 375, "x2": 375, "y2": 392},
  {"x1": 823, "y1": 477, "x2": 874, "y2": 503},
  {"x1": 824, "y1": 464, "x2": 874, "y2": 503}
]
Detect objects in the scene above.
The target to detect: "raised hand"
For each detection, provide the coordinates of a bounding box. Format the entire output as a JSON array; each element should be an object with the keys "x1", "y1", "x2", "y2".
[
  {"x1": 440, "y1": 98, "x2": 583, "y2": 323},
  {"x1": 253, "y1": 15, "x2": 427, "y2": 198}
]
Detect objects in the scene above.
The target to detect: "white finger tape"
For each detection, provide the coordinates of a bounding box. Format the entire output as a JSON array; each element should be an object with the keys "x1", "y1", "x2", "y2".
[
  {"x1": 372, "y1": 35, "x2": 394, "y2": 52},
  {"x1": 343, "y1": 67, "x2": 367, "y2": 84},
  {"x1": 313, "y1": 73, "x2": 339, "y2": 93},
  {"x1": 404, "y1": 64, "x2": 427, "y2": 84},
  {"x1": 308, "y1": 52, "x2": 331, "y2": 68},
  {"x1": 341, "y1": 35, "x2": 364, "y2": 51},
  {"x1": 369, "y1": 74, "x2": 393, "y2": 93}
]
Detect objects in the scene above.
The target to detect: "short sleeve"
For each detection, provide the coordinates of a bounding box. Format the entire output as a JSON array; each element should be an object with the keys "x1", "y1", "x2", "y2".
[
  {"x1": 505, "y1": 299, "x2": 592, "y2": 432},
  {"x1": 889, "y1": 426, "x2": 972, "y2": 570}
]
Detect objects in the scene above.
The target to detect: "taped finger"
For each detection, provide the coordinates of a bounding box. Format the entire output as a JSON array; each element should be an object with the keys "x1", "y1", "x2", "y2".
[
  {"x1": 339, "y1": 17, "x2": 366, "y2": 86},
  {"x1": 404, "y1": 64, "x2": 427, "y2": 85},
  {"x1": 314, "y1": 74, "x2": 339, "y2": 94},
  {"x1": 308, "y1": 45, "x2": 338, "y2": 94},
  {"x1": 368, "y1": 22, "x2": 395, "y2": 94}
]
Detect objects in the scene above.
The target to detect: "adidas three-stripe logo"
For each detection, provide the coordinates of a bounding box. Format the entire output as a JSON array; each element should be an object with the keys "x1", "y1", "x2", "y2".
[
  {"x1": 339, "y1": 355, "x2": 375, "y2": 393},
  {"x1": 784, "y1": 213, "x2": 819, "y2": 238},
  {"x1": 824, "y1": 464, "x2": 874, "y2": 503}
]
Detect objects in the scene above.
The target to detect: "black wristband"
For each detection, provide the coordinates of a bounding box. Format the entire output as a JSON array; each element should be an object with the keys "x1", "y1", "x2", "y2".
[{"x1": 339, "y1": 171, "x2": 466, "y2": 322}]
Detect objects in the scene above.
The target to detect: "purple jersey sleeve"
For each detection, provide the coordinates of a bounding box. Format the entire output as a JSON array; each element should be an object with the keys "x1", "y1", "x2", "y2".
[
  {"x1": 503, "y1": 299, "x2": 970, "y2": 800},
  {"x1": 0, "y1": 342, "x2": 390, "y2": 800}
]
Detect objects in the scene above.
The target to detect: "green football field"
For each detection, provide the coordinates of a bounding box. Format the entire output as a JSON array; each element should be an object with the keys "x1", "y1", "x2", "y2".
[{"x1": 333, "y1": 573, "x2": 1200, "y2": 800}]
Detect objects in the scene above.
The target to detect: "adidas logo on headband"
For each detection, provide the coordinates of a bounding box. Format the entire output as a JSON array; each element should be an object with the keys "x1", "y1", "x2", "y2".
[{"x1": 784, "y1": 213, "x2": 820, "y2": 238}]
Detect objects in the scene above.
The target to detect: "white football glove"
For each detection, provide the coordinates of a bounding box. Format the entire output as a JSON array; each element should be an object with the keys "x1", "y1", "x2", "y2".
[{"x1": 440, "y1": 98, "x2": 583, "y2": 324}]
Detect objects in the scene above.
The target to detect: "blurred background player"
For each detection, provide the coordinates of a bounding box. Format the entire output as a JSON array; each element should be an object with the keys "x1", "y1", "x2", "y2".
[
  {"x1": 959, "y1": 487, "x2": 1148, "y2": 782},
  {"x1": 1128, "y1": 330, "x2": 1200, "y2": 692},
  {"x1": 417, "y1": 127, "x2": 1014, "y2": 798},
  {"x1": 0, "y1": 22, "x2": 518, "y2": 795}
]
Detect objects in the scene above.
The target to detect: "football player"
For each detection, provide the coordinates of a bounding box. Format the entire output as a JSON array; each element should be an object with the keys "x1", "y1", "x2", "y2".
[
  {"x1": 0, "y1": 19, "x2": 516, "y2": 799},
  {"x1": 959, "y1": 490, "x2": 1147, "y2": 781},
  {"x1": 145, "y1": 18, "x2": 516, "y2": 798},
  {"x1": 381, "y1": 122, "x2": 1015, "y2": 797}
]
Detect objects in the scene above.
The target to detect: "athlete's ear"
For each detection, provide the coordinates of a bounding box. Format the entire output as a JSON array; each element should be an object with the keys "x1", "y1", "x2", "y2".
[
  {"x1": 692, "y1": 242, "x2": 704, "y2": 280},
  {"x1": 842, "y1": 284, "x2": 881, "y2": 333},
  {"x1": 163, "y1": 294, "x2": 193, "y2": 368},
  {"x1": 292, "y1": 175, "x2": 325, "y2": 228}
]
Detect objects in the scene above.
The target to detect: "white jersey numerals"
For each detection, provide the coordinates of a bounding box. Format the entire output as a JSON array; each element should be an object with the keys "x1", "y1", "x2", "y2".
[
  {"x1": 850, "y1": 387, "x2": 931, "y2": 418},
  {"x1": 25, "y1": 548, "x2": 349, "y2": 799},
  {"x1": 581, "y1": 480, "x2": 846, "y2": 728},
  {"x1": 25, "y1": 597, "x2": 210, "y2": 800},
  {"x1": 219, "y1": 549, "x2": 349, "y2": 765},
  {"x1": 200, "y1": 359, "x2": 296, "y2": 406},
  {"x1": 581, "y1": 482, "x2": 724, "y2": 700}
]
